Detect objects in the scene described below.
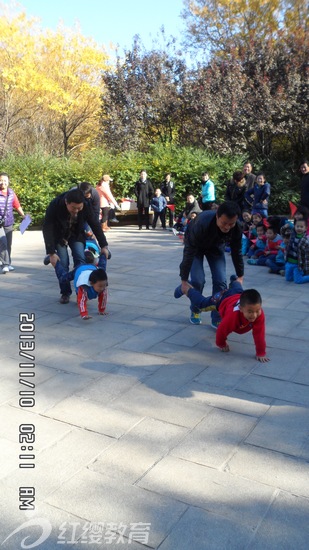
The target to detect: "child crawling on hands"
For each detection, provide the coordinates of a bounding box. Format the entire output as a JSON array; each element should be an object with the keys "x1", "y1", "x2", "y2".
[{"x1": 175, "y1": 277, "x2": 270, "y2": 362}]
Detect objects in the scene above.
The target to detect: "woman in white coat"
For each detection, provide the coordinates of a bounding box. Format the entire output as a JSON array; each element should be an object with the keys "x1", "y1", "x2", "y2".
[{"x1": 96, "y1": 175, "x2": 119, "y2": 231}]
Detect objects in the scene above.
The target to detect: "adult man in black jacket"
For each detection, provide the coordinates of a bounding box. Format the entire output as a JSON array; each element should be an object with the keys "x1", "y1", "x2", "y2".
[
  {"x1": 134, "y1": 170, "x2": 154, "y2": 230},
  {"x1": 179, "y1": 201, "x2": 244, "y2": 327},
  {"x1": 43, "y1": 188, "x2": 109, "y2": 303}
]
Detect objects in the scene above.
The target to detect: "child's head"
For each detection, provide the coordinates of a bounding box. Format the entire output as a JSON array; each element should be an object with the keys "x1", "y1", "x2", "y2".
[
  {"x1": 190, "y1": 211, "x2": 198, "y2": 220},
  {"x1": 239, "y1": 289, "x2": 262, "y2": 323},
  {"x1": 186, "y1": 194, "x2": 195, "y2": 204},
  {"x1": 242, "y1": 210, "x2": 252, "y2": 223},
  {"x1": 89, "y1": 269, "x2": 108, "y2": 293},
  {"x1": 256, "y1": 223, "x2": 266, "y2": 238},
  {"x1": 154, "y1": 188, "x2": 162, "y2": 197},
  {"x1": 280, "y1": 224, "x2": 292, "y2": 244},
  {"x1": 294, "y1": 205, "x2": 309, "y2": 222},
  {"x1": 201, "y1": 172, "x2": 209, "y2": 181},
  {"x1": 252, "y1": 213, "x2": 263, "y2": 225},
  {"x1": 233, "y1": 171, "x2": 245, "y2": 186},
  {"x1": 266, "y1": 226, "x2": 276, "y2": 240},
  {"x1": 294, "y1": 218, "x2": 307, "y2": 236},
  {"x1": 256, "y1": 173, "x2": 266, "y2": 186}
]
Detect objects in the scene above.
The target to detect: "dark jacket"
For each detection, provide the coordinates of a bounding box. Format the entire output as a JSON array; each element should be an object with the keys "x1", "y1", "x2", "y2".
[
  {"x1": 245, "y1": 173, "x2": 256, "y2": 191},
  {"x1": 134, "y1": 179, "x2": 154, "y2": 207},
  {"x1": 225, "y1": 181, "x2": 248, "y2": 211},
  {"x1": 43, "y1": 192, "x2": 108, "y2": 254},
  {"x1": 300, "y1": 173, "x2": 309, "y2": 209},
  {"x1": 245, "y1": 182, "x2": 271, "y2": 213},
  {"x1": 179, "y1": 210, "x2": 244, "y2": 281},
  {"x1": 184, "y1": 199, "x2": 201, "y2": 217},
  {"x1": 161, "y1": 180, "x2": 176, "y2": 204}
]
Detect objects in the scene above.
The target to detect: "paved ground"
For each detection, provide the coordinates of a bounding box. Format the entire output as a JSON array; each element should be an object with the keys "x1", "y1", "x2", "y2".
[{"x1": 1, "y1": 226, "x2": 309, "y2": 550}]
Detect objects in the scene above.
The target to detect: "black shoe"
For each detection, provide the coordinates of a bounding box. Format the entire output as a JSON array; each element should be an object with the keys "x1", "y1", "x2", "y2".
[
  {"x1": 109, "y1": 218, "x2": 119, "y2": 223},
  {"x1": 139, "y1": 227, "x2": 142, "y2": 230},
  {"x1": 43, "y1": 255, "x2": 50, "y2": 266},
  {"x1": 60, "y1": 294, "x2": 70, "y2": 304},
  {"x1": 146, "y1": 227, "x2": 150, "y2": 230}
]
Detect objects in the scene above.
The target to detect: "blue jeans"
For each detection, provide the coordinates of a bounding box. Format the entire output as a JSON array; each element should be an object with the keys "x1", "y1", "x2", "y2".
[
  {"x1": 188, "y1": 280, "x2": 243, "y2": 311},
  {"x1": 265, "y1": 258, "x2": 284, "y2": 273},
  {"x1": 190, "y1": 249, "x2": 226, "y2": 323},
  {"x1": 285, "y1": 262, "x2": 297, "y2": 282},
  {"x1": 56, "y1": 239, "x2": 86, "y2": 295},
  {"x1": 293, "y1": 267, "x2": 309, "y2": 284}
]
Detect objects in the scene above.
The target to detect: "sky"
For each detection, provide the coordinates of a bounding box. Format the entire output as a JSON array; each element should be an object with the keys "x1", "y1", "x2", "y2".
[{"x1": 11, "y1": 0, "x2": 186, "y2": 57}]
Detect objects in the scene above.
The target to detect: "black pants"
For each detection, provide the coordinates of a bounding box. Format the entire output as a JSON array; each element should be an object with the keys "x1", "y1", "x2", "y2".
[
  {"x1": 137, "y1": 206, "x2": 150, "y2": 229},
  {"x1": 152, "y1": 210, "x2": 166, "y2": 229}
]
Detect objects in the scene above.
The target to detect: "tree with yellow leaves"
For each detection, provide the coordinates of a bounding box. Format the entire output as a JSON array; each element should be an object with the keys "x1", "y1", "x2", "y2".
[{"x1": 0, "y1": 11, "x2": 110, "y2": 156}]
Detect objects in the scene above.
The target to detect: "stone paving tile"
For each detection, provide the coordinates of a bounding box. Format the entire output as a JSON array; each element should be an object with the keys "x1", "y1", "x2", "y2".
[
  {"x1": 90, "y1": 417, "x2": 188, "y2": 483},
  {"x1": 250, "y1": 349, "x2": 308, "y2": 381},
  {"x1": 47, "y1": 395, "x2": 143, "y2": 438},
  {"x1": 75, "y1": 366, "x2": 150, "y2": 402},
  {"x1": 114, "y1": 327, "x2": 178, "y2": 353},
  {"x1": 171, "y1": 408, "x2": 258, "y2": 468},
  {"x1": 95, "y1": 348, "x2": 170, "y2": 371},
  {"x1": 158, "y1": 505, "x2": 253, "y2": 550},
  {"x1": 235, "y1": 375, "x2": 309, "y2": 407},
  {"x1": 0, "y1": 404, "x2": 71, "y2": 449},
  {"x1": 45, "y1": 467, "x2": 188, "y2": 549},
  {"x1": 137, "y1": 456, "x2": 275, "y2": 530},
  {"x1": 226, "y1": 444, "x2": 309, "y2": 498},
  {"x1": 248, "y1": 491, "x2": 309, "y2": 550},
  {"x1": 142, "y1": 362, "x2": 206, "y2": 395},
  {"x1": 109, "y1": 384, "x2": 211, "y2": 427},
  {"x1": 2, "y1": 428, "x2": 113, "y2": 499},
  {"x1": 244, "y1": 400, "x2": 309, "y2": 459},
  {"x1": 176, "y1": 384, "x2": 273, "y2": 416}
]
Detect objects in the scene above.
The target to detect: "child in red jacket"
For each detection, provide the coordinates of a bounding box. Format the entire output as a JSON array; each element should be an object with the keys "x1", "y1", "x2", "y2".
[{"x1": 174, "y1": 277, "x2": 269, "y2": 362}]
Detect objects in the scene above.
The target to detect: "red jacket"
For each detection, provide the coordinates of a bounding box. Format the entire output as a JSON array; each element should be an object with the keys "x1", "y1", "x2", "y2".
[{"x1": 217, "y1": 294, "x2": 266, "y2": 356}]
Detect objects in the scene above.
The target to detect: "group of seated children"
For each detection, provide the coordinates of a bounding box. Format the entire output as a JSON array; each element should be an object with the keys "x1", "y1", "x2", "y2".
[{"x1": 242, "y1": 206, "x2": 309, "y2": 284}]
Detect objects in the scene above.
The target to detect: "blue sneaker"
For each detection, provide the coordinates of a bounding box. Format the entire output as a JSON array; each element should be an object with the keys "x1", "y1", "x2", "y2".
[
  {"x1": 174, "y1": 285, "x2": 183, "y2": 299},
  {"x1": 211, "y1": 320, "x2": 221, "y2": 330},
  {"x1": 247, "y1": 259, "x2": 258, "y2": 265},
  {"x1": 190, "y1": 312, "x2": 202, "y2": 325}
]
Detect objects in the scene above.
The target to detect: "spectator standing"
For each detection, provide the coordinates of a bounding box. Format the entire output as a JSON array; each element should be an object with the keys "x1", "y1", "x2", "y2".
[
  {"x1": 299, "y1": 160, "x2": 309, "y2": 209},
  {"x1": 200, "y1": 172, "x2": 216, "y2": 211},
  {"x1": 161, "y1": 173, "x2": 176, "y2": 228},
  {"x1": 134, "y1": 170, "x2": 154, "y2": 230},
  {"x1": 178, "y1": 201, "x2": 244, "y2": 327},
  {"x1": 246, "y1": 173, "x2": 271, "y2": 218},
  {"x1": 42, "y1": 188, "x2": 109, "y2": 304},
  {"x1": 0, "y1": 172, "x2": 26, "y2": 274},
  {"x1": 243, "y1": 162, "x2": 256, "y2": 191},
  {"x1": 225, "y1": 171, "x2": 248, "y2": 212},
  {"x1": 96, "y1": 175, "x2": 120, "y2": 232},
  {"x1": 151, "y1": 189, "x2": 167, "y2": 229}
]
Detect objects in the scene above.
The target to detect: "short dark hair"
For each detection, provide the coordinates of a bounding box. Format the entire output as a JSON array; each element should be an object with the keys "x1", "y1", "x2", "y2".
[
  {"x1": 0, "y1": 172, "x2": 9, "y2": 179},
  {"x1": 65, "y1": 189, "x2": 85, "y2": 204},
  {"x1": 217, "y1": 201, "x2": 241, "y2": 219},
  {"x1": 295, "y1": 205, "x2": 309, "y2": 219},
  {"x1": 299, "y1": 159, "x2": 309, "y2": 167},
  {"x1": 256, "y1": 172, "x2": 266, "y2": 179},
  {"x1": 266, "y1": 225, "x2": 276, "y2": 233},
  {"x1": 256, "y1": 222, "x2": 266, "y2": 232},
  {"x1": 280, "y1": 224, "x2": 292, "y2": 238},
  {"x1": 79, "y1": 182, "x2": 92, "y2": 194},
  {"x1": 89, "y1": 269, "x2": 107, "y2": 284},
  {"x1": 233, "y1": 171, "x2": 244, "y2": 183},
  {"x1": 294, "y1": 216, "x2": 308, "y2": 227},
  {"x1": 240, "y1": 289, "x2": 262, "y2": 307},
  {"x1": 201, "y1": 172, "x2": 209, "y2": 177}
]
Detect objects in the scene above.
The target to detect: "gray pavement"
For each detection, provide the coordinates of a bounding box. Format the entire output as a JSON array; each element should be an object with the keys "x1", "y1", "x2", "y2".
[{"x1": 1, "y1": 226, "x2": 309, "y2": 549}]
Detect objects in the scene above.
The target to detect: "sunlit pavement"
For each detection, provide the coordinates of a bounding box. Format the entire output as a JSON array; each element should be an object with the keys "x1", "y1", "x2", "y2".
[{"x1": 1, "y1": 226, "x2": 309, "y2": 549}]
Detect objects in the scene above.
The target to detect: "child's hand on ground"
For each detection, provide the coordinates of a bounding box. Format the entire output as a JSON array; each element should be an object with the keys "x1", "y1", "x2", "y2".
[
  {"x1": 219, "y1": 345, "x2": 230, "y2": 352},
  {"x1": 256, "y1": 355, "x2": 270, "y2": 362},
  {"x1": 82, "y1": 315, "x2": 92, "y2": 320}
]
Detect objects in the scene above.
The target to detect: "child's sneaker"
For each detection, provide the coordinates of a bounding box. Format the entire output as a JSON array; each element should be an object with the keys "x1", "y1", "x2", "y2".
[
  {"x1": 211, "y1": 319, "x2": 221, "y2": 330},
  {"x1": 172, "y1": 228, "x2": 179, "y2": 236},
  {"x1": 247, "y1": 259, "x2": 258, "y2": 265},
  {"x1": 279, "y1": 269, "x2": 285, "y2": 276},
  {"x1": 174, "y1": 285, "x2": 183, "y2": 298},
  {"x1": 190, "y1": 312, "x2": 202, "y2": 325}
]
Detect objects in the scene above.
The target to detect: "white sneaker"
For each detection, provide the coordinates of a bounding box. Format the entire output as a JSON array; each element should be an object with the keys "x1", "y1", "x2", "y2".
[
  {"x1": 2, "y1": 266, "x2": 9, "y2": 273},
  {"x1": 8, "y1": 265, "x2": 15, "y2": 271}
]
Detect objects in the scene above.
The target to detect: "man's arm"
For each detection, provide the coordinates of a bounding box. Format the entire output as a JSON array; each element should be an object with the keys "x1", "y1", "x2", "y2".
[
  {"x1": 42, "y1": 200, "x2": 57, "y2": 254},
  {"x1": 85, "y1": 204, "x2": 108, "y2": 249},
  {"x1": 230, "y1": 223, "x2": 244, "y2": 279}
]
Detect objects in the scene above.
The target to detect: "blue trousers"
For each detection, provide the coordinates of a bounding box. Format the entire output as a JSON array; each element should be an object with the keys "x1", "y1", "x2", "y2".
[
  {"x1": 188, "y1": 280, "x2": 243, "y2": 312},
  {"x1": 189, "y1": 250, "x2": 227, "y2": 323},
  {"x1": 56, "y1": 239, "x2": 86, "y2": 296}
]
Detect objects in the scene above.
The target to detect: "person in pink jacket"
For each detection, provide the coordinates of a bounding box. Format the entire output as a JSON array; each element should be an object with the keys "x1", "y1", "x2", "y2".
[{"x1": 96, "y1": 175, "x2": 120, "y2": 231}]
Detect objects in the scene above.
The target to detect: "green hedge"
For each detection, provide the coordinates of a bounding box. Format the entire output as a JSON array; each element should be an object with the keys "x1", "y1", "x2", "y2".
[{"x1": 1, "y1": 146, "x2": 300, "y2": 226}]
